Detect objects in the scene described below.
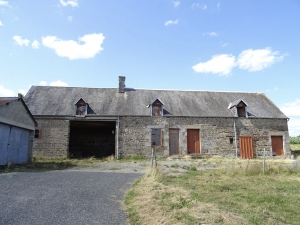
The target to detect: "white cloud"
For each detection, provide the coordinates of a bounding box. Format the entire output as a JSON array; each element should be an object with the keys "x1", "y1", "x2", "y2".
[
  {"x1": 0, "y1": 85, "x2": 15, "y2": 97},
  {"x1": 281, "y1": 99, "x2": 300, "y2": 118},
  {"x1": 164, "y1": 19, "x2": 179, "y2": 26},
  {"x1": 173, "y1": 1, "x2": 180, "y2": 7},
  {"x1": 222, "y1": 42, "x2": 228, "y2": 48},
  {"x1": 42, "y1": 33, "x2": 105, "y2": 60},
  {"x1": 203, "y1": 32, "x2": 218, "y2": 37},
  {"x1": 32, "y1": 40, "x2": 40, "y2": 49},
  {"x1": 50, "y1": 80, "x2": 68, "y2": 87},
  {"x1": 13, "y1": 36, "x2": 30, "y2": 47},
  {"x1": 40, "y1": 81, "x2": 47, "y2": 86},
  {"x1": 59, "y1": 0, "x2": 78, "y2": 7},
  {"x1": 191, "y1": 3, "x2": 207, "y2": 10},
  {"x1": 237, "y1": 48, "x2": 285, "y2": 72},
  {"x1": 192, "y1": 54, "x2": 236, "y2": 76},
  {"x1": 193, "y1": 48, "x2": 285, "y2": 76},
  {"x1": 288, "y1": 119, "x2": 300, "y2": 137},
  {"x1": 281, "y1": 99, "x2": 300, "y2": 136},
  {"x1": 0, "y1": 21, "x2": 3, "y2": 26},
  {"x1": 67, "y1": 16, "x2": 73, "y2": 22},
  {"x1": 0, "y1": 0, "x2": 9, "y2": 6}
]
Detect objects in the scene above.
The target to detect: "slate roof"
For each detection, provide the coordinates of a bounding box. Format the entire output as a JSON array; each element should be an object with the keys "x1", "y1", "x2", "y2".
[
  {"x1": 0, "y1": 97, "x2": 38, "y2": 125},
  {"x1": 24, "y1": 86, "x2": 288, "y2": 119},
  {"x1": 0, "y1": 97, "x2": 18, "y2": 105}
]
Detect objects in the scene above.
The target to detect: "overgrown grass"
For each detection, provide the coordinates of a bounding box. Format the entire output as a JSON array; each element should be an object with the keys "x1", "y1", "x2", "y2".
[
  {"x1": 291, "y1": 144, "x2": 300, "y2": 151},
  {"x1": 125, "y1": 160, "x2": 300, "y2": 225}
]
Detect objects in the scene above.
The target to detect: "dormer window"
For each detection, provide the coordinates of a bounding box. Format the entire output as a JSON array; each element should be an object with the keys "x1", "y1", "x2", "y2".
[
  {"x1": 150, "y1": 98, "x2": 164, "y2": 116},
  {"x1": 237, "y1": 102, "x2": 246, "y2": 117},
  {"x1": 74, "y1": 98, "x2": 88, "y2": 116},
  {"x1": 228, "y1": 99, "x2": 248, "y2": 118}
]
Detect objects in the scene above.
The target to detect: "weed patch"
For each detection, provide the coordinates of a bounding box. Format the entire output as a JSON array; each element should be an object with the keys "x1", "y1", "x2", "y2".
[{"x1": 125, "y1": 160, "x2": 300, "y2": 225}]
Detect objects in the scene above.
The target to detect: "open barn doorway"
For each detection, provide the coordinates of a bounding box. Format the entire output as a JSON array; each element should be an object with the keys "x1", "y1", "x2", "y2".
[{"x1": 69, "y1": 121, "x2": 116, "y2": 158}]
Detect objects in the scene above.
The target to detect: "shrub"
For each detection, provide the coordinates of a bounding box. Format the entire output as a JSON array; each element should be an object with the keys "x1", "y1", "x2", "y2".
[{"x1": 290, "y1": 136, "x2": 300, "y2": 144}]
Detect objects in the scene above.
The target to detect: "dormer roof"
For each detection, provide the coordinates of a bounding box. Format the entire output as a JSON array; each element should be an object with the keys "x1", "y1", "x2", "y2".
[{"x1": 228, "y1": 99, "x2": 248, "y2": 109}]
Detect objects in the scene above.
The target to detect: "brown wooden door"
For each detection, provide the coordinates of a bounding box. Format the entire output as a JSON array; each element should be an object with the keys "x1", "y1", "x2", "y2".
[
  {"x1": 169, "y1": 129, "x2": 179, "y2": 155},
  {"x1": 271, "y1": 136, "x2": 283, "y2": 156},
  {"x1": 187, "y1": 129, "x2": 200, "y2": 154},
  {"x1": 239, "y1": 136, "x2": 254, "y2": 159}
]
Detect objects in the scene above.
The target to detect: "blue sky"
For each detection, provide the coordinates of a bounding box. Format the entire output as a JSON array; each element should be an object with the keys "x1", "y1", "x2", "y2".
[{"x1": 1, "y1": 0, "x2": 300, "y2": 136}]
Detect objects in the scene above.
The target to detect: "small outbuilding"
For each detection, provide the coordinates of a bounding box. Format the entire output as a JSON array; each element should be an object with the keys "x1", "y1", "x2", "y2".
[{"x1": 0, "y1": 97, "x2": 37, "y2": 165}]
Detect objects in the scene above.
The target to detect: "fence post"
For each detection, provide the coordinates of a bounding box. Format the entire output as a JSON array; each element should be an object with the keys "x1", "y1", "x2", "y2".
[{"x1": 263, "y1": 148, "x2": 266, "y2": 174}]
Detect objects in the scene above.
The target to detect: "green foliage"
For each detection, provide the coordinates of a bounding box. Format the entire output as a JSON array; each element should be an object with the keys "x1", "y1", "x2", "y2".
[
  {"x1": 290, "y1": 136, "x2": 300, "y2": 144},
  {"x1": 18, "y1": 93, "x2": 24, "y2": 98}
]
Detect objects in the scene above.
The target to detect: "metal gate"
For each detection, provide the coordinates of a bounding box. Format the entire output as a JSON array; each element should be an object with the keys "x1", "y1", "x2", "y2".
[
  {"x1": 169, "y1": 129, "x2": 179, "y2": 155},
  {"x1": 239, "y1": 136, "x2": 254, "y2": 159},
  {"x1": 187, "y1": 129, "x2": 200, "y2": 154},
  {"x1": 0, "y1": 123, "x2": 30, "y2": 165}
]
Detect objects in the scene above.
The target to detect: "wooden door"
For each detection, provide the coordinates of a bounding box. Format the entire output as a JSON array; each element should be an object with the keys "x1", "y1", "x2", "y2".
[
  {"x1": 169, "y1": 129, "x2": 179, "y2": 155},
  {"x1": 239, "y1": 136, "x2": 254, "y2": 159},
  {"x1": 187, "y1": 129, "x2": 200, "y2": 154},
  {"x1": 271, "y1": 136, "x2": 283, "y2": 156}
]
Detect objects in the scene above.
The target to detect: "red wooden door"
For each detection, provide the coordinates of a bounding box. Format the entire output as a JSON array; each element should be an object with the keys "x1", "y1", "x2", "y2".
[
  {"x1": 187, "y1": 129, "x2": 200, "y2": 154},
  {"x1": 169, "y1": 129, "x2": 179, "y2": 155},
  {"x1": 271, "y1": 136, "x2": 283, "y2": 156},
  {"x1": 239, "y1": 136, "x2": 254, "y2": 159}
]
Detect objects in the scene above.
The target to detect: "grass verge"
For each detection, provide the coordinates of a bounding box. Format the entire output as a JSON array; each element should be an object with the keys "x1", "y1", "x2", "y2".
[{"x1": 125, "y1": 160, "x2": 300, "y2": 225}]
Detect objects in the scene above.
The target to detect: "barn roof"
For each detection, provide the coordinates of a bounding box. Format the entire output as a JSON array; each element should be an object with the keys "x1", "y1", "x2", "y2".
[
  {"x1": 0, "y1": 97, "x2": 38, "y2": 126},
  {"x1": 24, "y1": 86, "x2": 287, "y2": 119},
  {"x1": 0, "y1": 97, "x2": 18, "y2": 105}
]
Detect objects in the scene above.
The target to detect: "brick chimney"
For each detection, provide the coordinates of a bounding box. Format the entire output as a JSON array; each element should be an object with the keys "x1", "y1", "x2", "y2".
[{"x1": 119, "y1": 76, "x2": 126, "y2": 93}]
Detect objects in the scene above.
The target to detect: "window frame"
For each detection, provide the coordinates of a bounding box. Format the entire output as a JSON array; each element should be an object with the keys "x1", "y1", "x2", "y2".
[
  {"x1": 151, "y1": 128, "x2": 162, "y2": 146},
  {"x1": 34, "y1": 127, "x2": 42, "y2": 139}
]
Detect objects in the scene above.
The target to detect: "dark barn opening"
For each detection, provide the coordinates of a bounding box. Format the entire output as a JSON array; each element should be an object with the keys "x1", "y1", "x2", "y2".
[{"x1": 69, "y1": 121, "x2": 116, "y2": 158}]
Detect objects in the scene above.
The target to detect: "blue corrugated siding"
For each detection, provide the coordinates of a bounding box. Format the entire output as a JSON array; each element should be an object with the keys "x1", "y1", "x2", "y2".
[{"x1": 0, "y1": 124, "x2": 30, "y2": 165}]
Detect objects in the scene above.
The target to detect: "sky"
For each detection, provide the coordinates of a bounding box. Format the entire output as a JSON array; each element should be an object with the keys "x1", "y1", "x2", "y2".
[{"x1": 0, "y1": 0, "x2": 300, "y2": 136}]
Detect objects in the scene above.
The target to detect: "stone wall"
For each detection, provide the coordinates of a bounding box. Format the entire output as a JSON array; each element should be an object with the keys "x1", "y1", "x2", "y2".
[
  {"x1": 118, "y1": 116, "x2": 290, "y2": 158},
  {"x1": 32, "y1": 116, "x2": 290, "y2": 159},
  {"x1": 34, "y1": 118, "x2": 69, "y2": 158}
]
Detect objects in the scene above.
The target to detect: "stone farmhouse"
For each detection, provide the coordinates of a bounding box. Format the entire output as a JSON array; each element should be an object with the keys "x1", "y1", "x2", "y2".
[{"x1": 24, "y1": 76, "x2": 290, "y2": 159}]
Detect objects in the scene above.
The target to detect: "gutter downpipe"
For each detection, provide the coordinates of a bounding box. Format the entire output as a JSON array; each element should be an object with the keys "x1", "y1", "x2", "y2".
[
  {"x1": 234, "y1": 117, "x2": 238, "y2": 158},
  {"x1": 116, "y1": 116, "x2": 120, "y2": 159}
]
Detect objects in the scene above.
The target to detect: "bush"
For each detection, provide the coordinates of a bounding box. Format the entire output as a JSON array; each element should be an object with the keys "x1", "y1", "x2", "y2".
[{"x1": 290, "y1": 136, "x2": 300, "y2": 144}]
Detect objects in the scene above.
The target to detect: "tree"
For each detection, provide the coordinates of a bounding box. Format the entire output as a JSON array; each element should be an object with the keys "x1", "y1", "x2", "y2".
[{"x1": 18, "y1": 93, "x2": 24, "y2": 98}]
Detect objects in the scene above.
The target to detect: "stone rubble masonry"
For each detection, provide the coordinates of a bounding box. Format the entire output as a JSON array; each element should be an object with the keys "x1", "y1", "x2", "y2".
[
  {"x1": 34, "y1": 118, "x2": 69, "y2": 158},
  {"x1": 33, "y1": 116, "x2": 290, "y2": 159}
]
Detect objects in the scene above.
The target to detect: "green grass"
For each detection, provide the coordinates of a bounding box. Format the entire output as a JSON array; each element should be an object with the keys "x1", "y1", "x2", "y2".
[
  {"x1": 125, "y1": 161, "x2": 300, "y2": 225},
  {"x1": 291, "y1": 144, "x2": 300, "y2": 151},
  {"x1": 160, "y1": 165, "x2": 300, "y2": 224}
]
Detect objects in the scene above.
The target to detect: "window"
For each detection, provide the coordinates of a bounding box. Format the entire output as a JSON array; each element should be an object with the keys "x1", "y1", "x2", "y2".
[
  {"x1": 228, "y1": 99, "x2": 248, "y2": 118},
  {"x1": 237, "y1": 107, "x2": 246, "y2": 117},
  {"x1": 75, "y1": 98, "x2": 87, "y2": 116},
  {"x1": 35, "y1": 128, "x2": 41, "y2": 139},
  {"x1": 152, "y1": 100, "x2": 162, "y2": 116},
  {"x1": 229, "y1": 138, "x2": 233, "y2": 144},
  {"x1": 151, "y1": 128, "x2": 162, "y2": 146},
  {"x1": 150, "y1": 98, "x2": 164, "y2": 116}
]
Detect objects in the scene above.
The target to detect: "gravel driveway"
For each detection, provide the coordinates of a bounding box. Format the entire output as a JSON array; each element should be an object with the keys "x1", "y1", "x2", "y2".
[{"x1": 0, "y1": 170, "x2": 140, "y2": 225}]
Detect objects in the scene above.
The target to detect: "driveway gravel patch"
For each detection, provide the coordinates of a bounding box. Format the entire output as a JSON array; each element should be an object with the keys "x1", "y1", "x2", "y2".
[{"x1": 0, "y1": 171, "x2": 140, "y2": 225}]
